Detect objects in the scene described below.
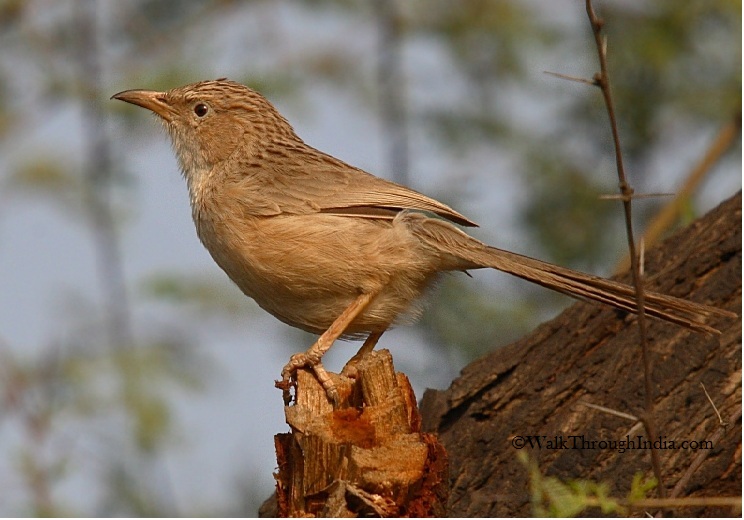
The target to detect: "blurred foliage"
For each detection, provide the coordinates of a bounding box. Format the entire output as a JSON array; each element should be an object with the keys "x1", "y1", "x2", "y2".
[
  {"x1": 404, "y1": 0, "x2": 740, "y2": 357},
  {"x1": 6, "y1": 156, "x2": 80, "y2": 200},
  {"x1": 0, "y1": 0, "x2": 739, "y2": 515},
  {"x1": 421, "y1": 276, "x2": 552, "y2": 360},
  {"x1": 1, "y1": 337, "x2": 203, "y2": 516},
  {"x1": 521, "y1": 451, "x2": 659, "y2": 517},
  {"x1": 140, "y1": 272, "x2": 257, "y2": 318}
]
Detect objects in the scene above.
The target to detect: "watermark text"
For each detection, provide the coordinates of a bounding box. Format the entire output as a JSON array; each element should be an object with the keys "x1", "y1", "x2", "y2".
[{"x1": 511, "y1": 435, "x2": 713, "y2": 453}]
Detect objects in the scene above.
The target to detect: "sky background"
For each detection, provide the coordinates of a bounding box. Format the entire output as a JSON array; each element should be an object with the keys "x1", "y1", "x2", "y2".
[{"x1": 0, "y1": 0, "x2": 740, "y2": 515}]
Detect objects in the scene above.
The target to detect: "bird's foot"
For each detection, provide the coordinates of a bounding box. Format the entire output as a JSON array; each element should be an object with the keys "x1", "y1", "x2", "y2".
[
  {"x1": 340, "y1": 356, "x2": 363, "y2": 380},
  {"x1": 340, "y1": 330, "x2": 384, "y2": 380},
  {"x1": 276, "y1": 295, "x2": 377, "y2": 406},
  {"x1": 278, "y1": 351, "x2": 340, "y2": 406}
]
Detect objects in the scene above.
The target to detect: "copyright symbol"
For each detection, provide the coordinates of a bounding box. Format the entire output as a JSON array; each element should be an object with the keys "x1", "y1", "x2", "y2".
[{"x1": 512, "y1": 436, "x2": 525, "y2": 449}]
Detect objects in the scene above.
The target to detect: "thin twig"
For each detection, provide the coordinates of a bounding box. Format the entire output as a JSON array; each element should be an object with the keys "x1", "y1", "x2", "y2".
[
  {"x1": 543, "y1": 70, "x2": 597, "y2": 86},
  {"x1": 598, "y1": 192, "x2": 673, "y2": 201},
  {"x1": 669, "y1": 404, "x2": 741, "y2": 499},
  {"x1": 622, "y1": 420, "x2": 644, "y2": 439},
  {"x1": 585, "y1": 0, "x2": 665, "y2": 499},
  {"x1": 578, "y1": 401, "x2": 646, "y2": 439},
  {"x1": 579, "y1": 401, "x2": 639, "y2": 422},
  {"x1": 616, "y1": 111, "x2": 742, "y2": 273},
  {"x1": 618, "y1": 496, "x2": 740, "y2": 510},
  {"x1": 700, "y1": 382, "x2": 727, "y2": 427}
]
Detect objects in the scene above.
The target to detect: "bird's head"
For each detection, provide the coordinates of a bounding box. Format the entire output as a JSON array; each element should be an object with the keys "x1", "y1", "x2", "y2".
[{"x1": 112, "y1": 79, "x2": 298, "y2": 184}]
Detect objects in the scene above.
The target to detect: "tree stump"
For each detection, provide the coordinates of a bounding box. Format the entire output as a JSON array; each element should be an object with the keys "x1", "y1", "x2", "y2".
[{"x1": 273, "y1": 349, "x2": 448, "y2": 517}]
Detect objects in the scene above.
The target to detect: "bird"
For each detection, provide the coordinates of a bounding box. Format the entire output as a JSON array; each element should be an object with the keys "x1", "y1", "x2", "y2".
[{"x1": 111, "y1": 78, "x2": 734, "y2": 405}]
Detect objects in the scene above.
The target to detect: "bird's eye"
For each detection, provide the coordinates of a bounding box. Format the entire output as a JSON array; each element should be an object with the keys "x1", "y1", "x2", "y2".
[{"x1": 194, "y1": 103, "x2": 209, "y2": 117}]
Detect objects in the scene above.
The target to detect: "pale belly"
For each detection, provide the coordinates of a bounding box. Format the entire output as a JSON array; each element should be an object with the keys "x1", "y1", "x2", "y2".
[{"x1": 196, "y1": 212, "x2": 444, "y2": 336}]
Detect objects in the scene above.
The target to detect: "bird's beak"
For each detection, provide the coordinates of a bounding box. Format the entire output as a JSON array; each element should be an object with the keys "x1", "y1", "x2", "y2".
[{"x1": 111, "y1": 89, "x2": 175, "y2": 121}]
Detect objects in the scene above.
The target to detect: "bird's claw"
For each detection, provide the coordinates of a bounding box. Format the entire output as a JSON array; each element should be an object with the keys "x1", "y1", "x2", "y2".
[{"x1": 279, "y1": 352, "x2": 340, "y2": 407}]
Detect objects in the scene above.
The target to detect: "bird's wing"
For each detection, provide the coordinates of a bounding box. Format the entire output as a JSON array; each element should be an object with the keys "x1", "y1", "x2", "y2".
[{"x1": 230, "y1": 142, "x2": 478, "y2": 227}]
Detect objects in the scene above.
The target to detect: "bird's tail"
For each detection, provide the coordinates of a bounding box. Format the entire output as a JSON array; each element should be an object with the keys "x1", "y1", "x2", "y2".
[
  {"x1": 406, "y1": 214, "x2": 736, "y2": 334},
  {"x1": 476, "y1": 244, "x2": 732, "y2": 334}
]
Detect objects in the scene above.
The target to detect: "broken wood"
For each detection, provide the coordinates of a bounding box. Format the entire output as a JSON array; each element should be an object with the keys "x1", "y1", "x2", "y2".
[{"x1": 273, "y1": 349, "x2": 448, "y2": 517}]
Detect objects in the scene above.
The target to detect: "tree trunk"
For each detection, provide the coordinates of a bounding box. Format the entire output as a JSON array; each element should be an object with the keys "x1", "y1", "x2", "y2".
[{"x1": 421, "y1": 192, "x2": 741, "y2": 517}]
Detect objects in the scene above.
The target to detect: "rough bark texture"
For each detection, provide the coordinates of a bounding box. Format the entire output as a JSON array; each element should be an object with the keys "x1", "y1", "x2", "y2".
[
  {"x1": 421, "y1": 192, "x2": 741, "y2": 517},
  {"x1": 273, "y1": 349, "x2": 448, "y2": 517}
]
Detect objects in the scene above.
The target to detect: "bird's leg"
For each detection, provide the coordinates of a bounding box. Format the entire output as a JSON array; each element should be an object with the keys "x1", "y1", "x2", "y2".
[
  {"x1": 341, "y1": 330, "x2": 385, "y2": 378},
  {"x1": 279, "y1": 292, "x2": 375, "y2": 406}
]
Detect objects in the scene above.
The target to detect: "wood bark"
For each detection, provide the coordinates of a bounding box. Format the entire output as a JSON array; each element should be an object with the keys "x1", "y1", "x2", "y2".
[{"x1": 420, "y1": 192, "x2": 741, "y2": 517}]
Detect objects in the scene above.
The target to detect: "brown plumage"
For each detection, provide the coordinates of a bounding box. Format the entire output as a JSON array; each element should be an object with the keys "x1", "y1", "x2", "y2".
[{"x1": 112, "y1": 79, "x2": 735, "y2": 403}]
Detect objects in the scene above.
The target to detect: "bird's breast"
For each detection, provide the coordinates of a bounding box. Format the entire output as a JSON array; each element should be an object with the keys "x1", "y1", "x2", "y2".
[{"x1": 189, "y1": 192, "x2": 444, "y2": 335}]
